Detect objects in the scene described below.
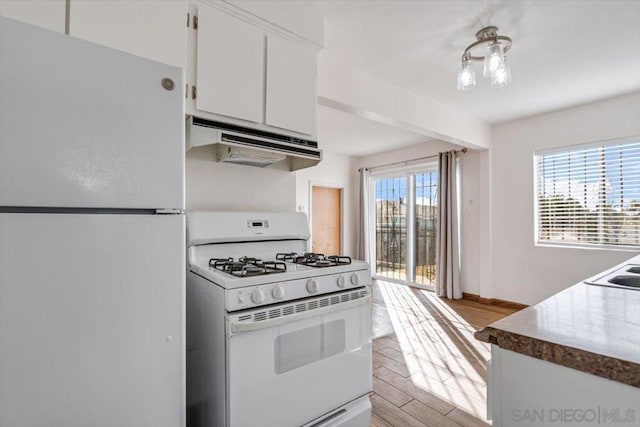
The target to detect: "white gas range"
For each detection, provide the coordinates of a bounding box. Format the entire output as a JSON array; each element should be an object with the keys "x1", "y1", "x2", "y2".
[{"x1": 186, "y1": 211, "x2": 373, "y2": 427}]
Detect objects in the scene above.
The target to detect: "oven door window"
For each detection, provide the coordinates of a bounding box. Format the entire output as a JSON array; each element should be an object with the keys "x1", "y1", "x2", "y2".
[{"x1": 274, "y1": 319, "x2": 345, "y2": 374}]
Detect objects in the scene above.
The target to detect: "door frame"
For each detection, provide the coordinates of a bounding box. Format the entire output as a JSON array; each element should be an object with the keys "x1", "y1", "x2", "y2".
[{"x1": 308, "y1": 181, "x2": 344, "y2": 255}]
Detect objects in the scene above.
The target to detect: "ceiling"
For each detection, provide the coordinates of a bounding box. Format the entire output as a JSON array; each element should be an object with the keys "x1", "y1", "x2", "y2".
[
  {"x1": 316, "y1": 105, "x2": 430, "y2": 156},
  {"x1": 309, "y1": 0, "x2": 640, "y2": 124}
]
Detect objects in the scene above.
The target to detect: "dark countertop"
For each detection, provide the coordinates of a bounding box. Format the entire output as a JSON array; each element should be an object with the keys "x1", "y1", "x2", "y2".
[{"x1": 475, "y1": 254, "x2": 640, "y2": 387}]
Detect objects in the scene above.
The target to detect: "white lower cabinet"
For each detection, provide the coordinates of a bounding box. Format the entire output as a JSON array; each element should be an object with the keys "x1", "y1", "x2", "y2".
[
  {"x1": 0, "y1": 0, "x2": 66, "y2": 33},
  {"x1": 69, "y1": 0, "x2": 187, "y2": 69},
  {"x1": 489, "y1": 345, "x2": 639, "y2": 426}
]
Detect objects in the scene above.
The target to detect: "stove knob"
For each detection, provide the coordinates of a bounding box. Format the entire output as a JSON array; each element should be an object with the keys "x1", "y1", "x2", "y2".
[
  {"x1": 251, "y1": 288, "x2": 265, "y2": 304},
  {"x1": 272, "y1": 284, "x2": 285, "y2": 300},
  {"x1": 337, "y1": 275, "x2": 346, "y2": 288},
  {"x1": 350, "y1": 273, "x2": 360, "y2": 286},
  {"x1": 306, "y1": 279, "x2": 319, "y2": 294}
]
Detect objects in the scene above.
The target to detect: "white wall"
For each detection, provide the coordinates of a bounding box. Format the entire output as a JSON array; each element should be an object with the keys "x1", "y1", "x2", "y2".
[
  {"x1": 186, "y1": 156, "x2": 296, "y2": 212},
  {"x1": 459, "y1": 149, "x2": 484, "y2": 296},
  {"x1": 356, "y1": 140, "x2": 485, "y2": 295},
  {"x1": 490, "y1": 92, "x2": 640, "y2": 305},
  {"x1": 295, "y1": 151, "x2": 357, "y2": 257}
]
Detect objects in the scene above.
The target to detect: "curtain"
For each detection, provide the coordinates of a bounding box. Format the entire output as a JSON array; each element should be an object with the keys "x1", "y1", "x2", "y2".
[
  {"x1": 356, "y1": 168, "x2": 372, "y2": 270},
  {"x1": 436, "y1": 151, "x2": 461, "y2": 299}
]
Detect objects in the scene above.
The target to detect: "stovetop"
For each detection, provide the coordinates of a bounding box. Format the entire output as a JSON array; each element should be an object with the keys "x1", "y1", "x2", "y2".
[
  {"x1": 190, "y1": 252, "x2": 368, "y2": 291},
  {"x1": 209, "y1": 253, "x2": 353, "y2": 278}
]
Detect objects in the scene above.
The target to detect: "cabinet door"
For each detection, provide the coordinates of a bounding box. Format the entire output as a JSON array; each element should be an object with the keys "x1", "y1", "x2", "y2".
[
  {"x1": 266, "y1": 35, "x2": 317, "y2": 135},
  {"x1": 0, "y1": 0, "x2": 65, "y2": 33},
  {"x1": 196, "y1": 5, "x2": 264, "y2": 123},
  {"x1": 69, "y1": 0, "x2": 187, "y2": 69},
  {"x1": 0, "y1": 17, "x2": 184, "y2": 209},
  {"x1": 0, "y1": 214, "x2": 185, "y2": 427}
]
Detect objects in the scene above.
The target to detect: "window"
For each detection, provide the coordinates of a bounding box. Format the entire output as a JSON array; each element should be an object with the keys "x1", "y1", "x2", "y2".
[{"x1": 535, "y1": 139, "x2": 640, "y2": 249}]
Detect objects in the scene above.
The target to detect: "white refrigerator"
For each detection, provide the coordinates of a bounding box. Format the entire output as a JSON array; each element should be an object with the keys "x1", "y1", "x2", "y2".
[{"x1": 0, "y1": 18, "x2": 185, "y2": 427}]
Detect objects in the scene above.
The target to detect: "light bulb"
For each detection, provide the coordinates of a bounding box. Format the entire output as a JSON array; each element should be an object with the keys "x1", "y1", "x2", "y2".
[
  {"x1": 483, "y1": 42, "x2": 505, "y2": 78},
  {"x1": 457, "y1": 57, "x2": 476, "y2": 91},
  {"x1": 491, "y1": 57, "x2": 512, "y2": 88}
]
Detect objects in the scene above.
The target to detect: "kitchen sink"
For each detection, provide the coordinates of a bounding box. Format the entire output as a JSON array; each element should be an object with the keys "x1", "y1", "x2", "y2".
[
  {"x1": 585, "y1": 264, "x2": 640, "y2": 291},
  {"x1": 607, "y1": 275, "x2": 640, "y2": 288}
]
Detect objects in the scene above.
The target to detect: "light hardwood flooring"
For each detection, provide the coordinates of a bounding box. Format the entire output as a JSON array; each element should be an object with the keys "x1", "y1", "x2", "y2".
[{"x1": 369, "y1": 280, "x2": 520, "y2": 427}]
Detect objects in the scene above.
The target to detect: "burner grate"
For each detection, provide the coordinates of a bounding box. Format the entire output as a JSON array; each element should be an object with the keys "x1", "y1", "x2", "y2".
[
  {"x1": 209, "y1": 257, "x2": 287, "y2": 277},
  {"x1": 282, "y1": 252, "x2": 352, "y2": 268}
]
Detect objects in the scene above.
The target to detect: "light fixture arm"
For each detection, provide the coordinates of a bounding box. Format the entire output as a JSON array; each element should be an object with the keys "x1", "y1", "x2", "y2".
[{"x1": 461, "y1": 26, "x2": 512, "y2": 61}]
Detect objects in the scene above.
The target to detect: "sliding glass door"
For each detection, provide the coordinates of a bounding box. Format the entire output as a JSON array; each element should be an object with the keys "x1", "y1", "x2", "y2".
[
  {"x1": 414, "y1": 171, "x2": 438, "y2": 286},
  {"x1": 374, "y1": 176, "x2": 407, "y2": 281},
  {"x1": 373, "y1": 167, "x2": 438, "y2": 287}
]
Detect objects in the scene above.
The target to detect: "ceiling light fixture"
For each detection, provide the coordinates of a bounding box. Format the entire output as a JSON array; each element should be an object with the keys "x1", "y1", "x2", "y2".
[{"x1": 457, "y1": 26, "x2": 512, "y2": 91}]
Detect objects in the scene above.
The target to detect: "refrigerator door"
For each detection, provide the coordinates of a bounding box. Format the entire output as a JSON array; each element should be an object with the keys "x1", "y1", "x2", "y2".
[
  {"x1": 0, "y1": 213, "x2": 185, "y2": 427},
  {"x1": 0, "y1": 18, "x2": 184, "y2": 210}
]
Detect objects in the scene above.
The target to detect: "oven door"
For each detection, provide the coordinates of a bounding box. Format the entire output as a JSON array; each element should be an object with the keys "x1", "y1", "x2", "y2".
[{"x1": 226, "y1": 288, "x2": 372, "y2": 427}]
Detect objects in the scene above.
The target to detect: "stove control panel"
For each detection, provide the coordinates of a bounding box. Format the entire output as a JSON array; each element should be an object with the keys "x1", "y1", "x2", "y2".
[{"x1": 226, "y1": 269, "x2": 371, "y2": 311}]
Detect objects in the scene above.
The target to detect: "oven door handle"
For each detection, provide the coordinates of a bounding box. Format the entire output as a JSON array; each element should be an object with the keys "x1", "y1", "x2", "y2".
[{"x1": 228, "y1": 294, "x2": 371, "y2": 335}]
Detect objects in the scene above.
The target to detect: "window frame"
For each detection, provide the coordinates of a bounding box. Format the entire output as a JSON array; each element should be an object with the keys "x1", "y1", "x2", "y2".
[{"x1": 533, "y1": 136, "x2": 640, "y2": 252}]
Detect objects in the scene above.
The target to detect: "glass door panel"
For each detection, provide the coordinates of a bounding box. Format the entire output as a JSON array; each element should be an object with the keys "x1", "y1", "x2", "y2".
[
  {"x1": 374, "y1": 176, "x2": 407, "y2": 281},
  {"x1": 414, "y1": 171, "x2": 438, "y2": 286}
]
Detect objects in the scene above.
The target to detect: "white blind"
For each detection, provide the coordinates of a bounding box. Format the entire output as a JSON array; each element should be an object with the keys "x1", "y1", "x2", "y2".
[{"x1": 535, "y1": 140, "x2": 640, "y2": 249}]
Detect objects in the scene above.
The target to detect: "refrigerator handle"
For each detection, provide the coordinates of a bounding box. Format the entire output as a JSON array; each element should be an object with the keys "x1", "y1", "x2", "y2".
[{"x1": 155, "y1": 209, "x2": 185, "y2": 215}]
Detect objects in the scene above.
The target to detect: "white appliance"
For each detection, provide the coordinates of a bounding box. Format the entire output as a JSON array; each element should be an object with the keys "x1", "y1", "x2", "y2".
[
  {"x1": 186, "y1": 211, "x2": 373, "y2": 427},
  {"x1": 0, "y1": 18, "x2": 185, "y2": 427},
  {"x1": 186, "y1": 116, "x2": 322, "y2": 170}
]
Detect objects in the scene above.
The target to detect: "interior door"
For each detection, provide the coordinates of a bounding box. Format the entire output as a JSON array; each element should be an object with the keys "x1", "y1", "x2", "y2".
[
  {"x1": 0, "y1": 18, "x2": 184, "y2": 209},
  {"x1": 196, "y1": 5, "x2": 264, "y2": 123},
  {"x1": 312, "y1": 186, "x2": 342, "y2": 255},
  {"x1": 0, "y1": 213, "x2": 185, "y2": 427}
]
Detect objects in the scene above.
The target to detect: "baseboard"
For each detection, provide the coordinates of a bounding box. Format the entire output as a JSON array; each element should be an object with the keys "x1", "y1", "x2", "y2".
[{"x1": 462, "y1": 292, "x2": 528, "y2": 310}]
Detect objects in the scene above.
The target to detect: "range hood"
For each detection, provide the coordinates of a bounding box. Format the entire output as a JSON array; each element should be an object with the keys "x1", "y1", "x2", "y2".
[{"x1": 186, "y1": 117, "x2": 322, "y2": 171}]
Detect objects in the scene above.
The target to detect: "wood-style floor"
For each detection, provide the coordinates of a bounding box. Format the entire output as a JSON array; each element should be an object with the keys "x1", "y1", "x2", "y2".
[{"x1": 369, "y1": 280, "x2": 520, "y2": 427}]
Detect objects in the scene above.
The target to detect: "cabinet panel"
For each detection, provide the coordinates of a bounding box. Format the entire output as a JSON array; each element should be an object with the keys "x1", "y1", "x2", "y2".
[
  {"x1": 69, "y1": 0, "x2": 187, "y2": 69},
  {"x1": 196, "y1": 5, "x2": 264, "y2": 123},
  {"x1": 0, "y1": 17, "x2": 184, "y2": 209},
  {"x1": 266, "y1": 35, "x2": 316, "y2": 135},
  {"x1": 0, "y1": 0, "x2": 65, "y2": 33}
]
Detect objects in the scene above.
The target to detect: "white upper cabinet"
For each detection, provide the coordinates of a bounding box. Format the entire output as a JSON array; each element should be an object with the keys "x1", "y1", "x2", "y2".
[
  {"x1": 0, "y1": 0, "x2": 66, "y2": 33},
  {"x1": 189, "y1": 2, "x2": 320, "y2": 137},
  {"x1": 266, "y1": 35, "x2": 316, "y2": 136},
  {"x1": 196, "y1": 5, "x2": 265, "y2": 124},
  {"x1": 69, "y1": 0, "x2": 187, "y2": 69}
]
